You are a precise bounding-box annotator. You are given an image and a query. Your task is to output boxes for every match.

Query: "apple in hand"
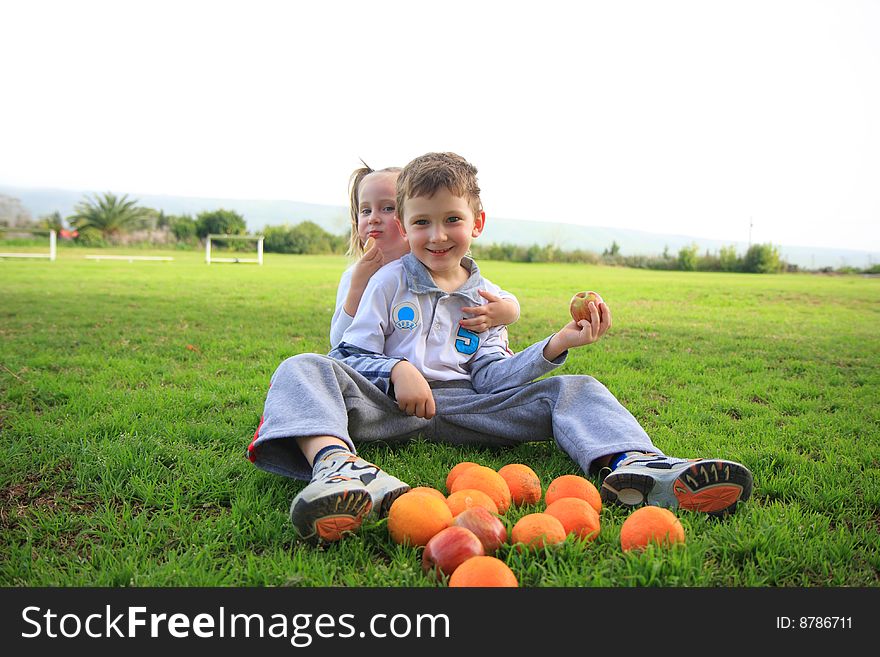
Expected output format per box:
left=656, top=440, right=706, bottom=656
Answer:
left=453, top=506, right=508, bottom=553
left=422, top=526, right=484, bottom=577
left=569, top=291, right=604, bottom=323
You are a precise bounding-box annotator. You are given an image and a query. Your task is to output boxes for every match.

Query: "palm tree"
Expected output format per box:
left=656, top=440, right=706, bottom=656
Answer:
left=70, top=192, right=149, bottom=240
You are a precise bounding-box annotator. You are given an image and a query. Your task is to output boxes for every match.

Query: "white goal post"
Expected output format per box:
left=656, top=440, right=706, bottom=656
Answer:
left=0, top=228, right=57, bottom=261
left=85, top=255, right=174, bottom=262
left=205, top=233, right=264, bottom=265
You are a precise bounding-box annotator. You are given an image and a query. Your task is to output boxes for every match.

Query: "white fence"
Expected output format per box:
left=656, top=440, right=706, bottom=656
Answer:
left=0, top=229, right=56, bottom=261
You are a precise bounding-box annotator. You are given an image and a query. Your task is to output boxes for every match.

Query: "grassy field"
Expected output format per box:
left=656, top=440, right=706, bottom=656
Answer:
left=1, top=247, right=878, bottom=586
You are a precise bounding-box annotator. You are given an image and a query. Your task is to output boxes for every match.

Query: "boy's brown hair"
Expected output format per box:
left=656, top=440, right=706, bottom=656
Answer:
left=396, top=152, right=482, bottom=224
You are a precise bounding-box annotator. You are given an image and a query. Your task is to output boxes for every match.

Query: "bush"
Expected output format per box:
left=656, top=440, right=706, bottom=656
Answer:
left=601, top=253, right=626, bottom=267
left=169, top=215, right=198, bottom=242
left=196, top=209, right=247, bottom=238
left=470, top=242, right=593, bottom=264
left=696, top=250, right=723, bottom=272
left=74, top=226, right=108, bottom=247
left=470, top=242, right=602, bottom=265
left=263, top=221, right=347, bottom=254
left=719, top=245, right=739, bottom=272
left=742, top=243, right=782, bottom=273
left=631, top=254, right=676, bottom=270
left=677, top=243, right=699, bottom=271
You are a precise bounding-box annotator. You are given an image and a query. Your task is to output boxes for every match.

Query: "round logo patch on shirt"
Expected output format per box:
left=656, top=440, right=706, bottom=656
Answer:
left=391, top=301, right=421, bottom=330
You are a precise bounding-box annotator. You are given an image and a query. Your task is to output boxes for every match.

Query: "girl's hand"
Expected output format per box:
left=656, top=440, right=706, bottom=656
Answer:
left=343, top=238, right=385, bottom=316
left=460, top=290, right=519, bottom=333
left=352, top=237, right=384, bottom=280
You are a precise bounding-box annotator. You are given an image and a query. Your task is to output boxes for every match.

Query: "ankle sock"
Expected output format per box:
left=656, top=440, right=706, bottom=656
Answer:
left=609, top=451, right=642, bottom=470
left=609, top=451, right=660, bottom=470
left=312, top=444, right=351, bottom=467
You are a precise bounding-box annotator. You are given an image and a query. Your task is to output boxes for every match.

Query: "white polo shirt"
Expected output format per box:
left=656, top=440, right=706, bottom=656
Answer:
left=340, top=254, right=514, bottom=382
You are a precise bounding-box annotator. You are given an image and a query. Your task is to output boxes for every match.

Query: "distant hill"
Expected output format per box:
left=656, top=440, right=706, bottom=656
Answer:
left=1, top=184, right=874, bottom=270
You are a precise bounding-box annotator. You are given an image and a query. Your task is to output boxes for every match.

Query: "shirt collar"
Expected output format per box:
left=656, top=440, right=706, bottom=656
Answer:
left=401, top=253, right=483, bottom=303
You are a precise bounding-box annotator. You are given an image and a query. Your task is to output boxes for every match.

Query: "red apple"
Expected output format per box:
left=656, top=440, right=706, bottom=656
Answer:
left=453, top=506, right=508, bottom=554
left=421, top=526, right=484, bottom=577
left=569, top=290, right=604, bottom=323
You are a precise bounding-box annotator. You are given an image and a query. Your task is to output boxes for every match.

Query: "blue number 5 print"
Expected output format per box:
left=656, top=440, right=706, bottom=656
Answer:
left=454, top=326, right=480, bottom=355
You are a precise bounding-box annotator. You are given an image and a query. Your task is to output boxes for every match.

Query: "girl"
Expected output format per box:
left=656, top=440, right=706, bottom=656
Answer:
left=330, top=163, right=520, bottom=347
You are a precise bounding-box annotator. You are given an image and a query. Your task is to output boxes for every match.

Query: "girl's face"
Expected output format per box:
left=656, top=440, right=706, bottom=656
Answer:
left=357, top=172, right=407, bottom=253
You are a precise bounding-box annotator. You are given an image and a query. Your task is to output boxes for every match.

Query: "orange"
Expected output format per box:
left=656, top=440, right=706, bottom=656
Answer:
left=446, top=489, right=499, bottom=516
left=387, top=490, right=453, bottom=547
left=445, top=461, right=480, bottom=493
left=448, top=556, right=518, bottom=587
left=510, top=513, right=566, bottom=551
left=619, top=506, right=685, bottom=551
left=450, top=465, right=512, bottom=514
left=545, top=497, right=600, bottom=542
left=545, top=474, right=601, bottom=513
left=497, top=464, right=542, bottom=506
left=409, top=486, right=446, bottom=502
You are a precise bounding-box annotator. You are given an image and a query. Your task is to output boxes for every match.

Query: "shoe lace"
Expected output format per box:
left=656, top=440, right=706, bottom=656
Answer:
left=313, top=454, right=379, bottom=484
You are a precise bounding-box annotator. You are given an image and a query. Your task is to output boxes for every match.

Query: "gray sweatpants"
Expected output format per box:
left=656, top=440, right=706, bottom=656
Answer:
left=250, top=352, right=659, bottom=481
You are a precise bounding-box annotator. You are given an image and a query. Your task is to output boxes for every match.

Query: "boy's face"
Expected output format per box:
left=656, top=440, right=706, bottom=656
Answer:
left=398, top=188, right=484, bottom=276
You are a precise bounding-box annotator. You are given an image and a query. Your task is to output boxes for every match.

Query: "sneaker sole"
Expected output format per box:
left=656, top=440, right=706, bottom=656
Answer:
left=290, top=488, right=373, bottom=542
left=601, top=459, right=753, bottom=516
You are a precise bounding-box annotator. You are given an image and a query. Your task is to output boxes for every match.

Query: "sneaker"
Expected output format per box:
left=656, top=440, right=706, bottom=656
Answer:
left=289, top=452, right=372, bottom=541
left=600, top=453, right=753, bottom=516
left=317, top=451, right=411, bottom=517
left=289, top=451, right=409, bottom=541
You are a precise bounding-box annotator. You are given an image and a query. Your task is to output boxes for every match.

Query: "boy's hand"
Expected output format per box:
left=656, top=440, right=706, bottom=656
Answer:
left=390, top=361, right=436, bottom=419
left=543, top=301, right=612, bottom=360
left=460, top=290, right=519, bottom=333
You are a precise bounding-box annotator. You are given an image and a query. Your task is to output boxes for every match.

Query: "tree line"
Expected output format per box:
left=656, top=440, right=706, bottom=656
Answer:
left=4, top=192, right=874, bottom=274
left=469, top=241, right=794, bottom=273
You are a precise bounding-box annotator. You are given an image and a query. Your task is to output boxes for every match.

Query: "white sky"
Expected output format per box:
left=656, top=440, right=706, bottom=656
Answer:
left=1, top=0, right=878, bottom=251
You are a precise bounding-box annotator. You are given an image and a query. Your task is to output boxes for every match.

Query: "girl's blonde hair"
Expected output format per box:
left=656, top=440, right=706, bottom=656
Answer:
left=346, top=162, right=402, bottom=258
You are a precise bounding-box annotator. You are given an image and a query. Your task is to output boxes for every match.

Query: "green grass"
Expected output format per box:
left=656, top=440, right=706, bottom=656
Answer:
left=1, top=248, right=878, bottom=586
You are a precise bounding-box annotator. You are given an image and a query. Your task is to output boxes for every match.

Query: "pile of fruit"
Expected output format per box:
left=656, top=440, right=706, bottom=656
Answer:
left=386, top=461, right=686, bottom=587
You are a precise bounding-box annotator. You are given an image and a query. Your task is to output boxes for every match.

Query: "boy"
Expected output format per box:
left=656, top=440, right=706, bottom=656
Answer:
left=248, top=152, right=753, bottom=541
